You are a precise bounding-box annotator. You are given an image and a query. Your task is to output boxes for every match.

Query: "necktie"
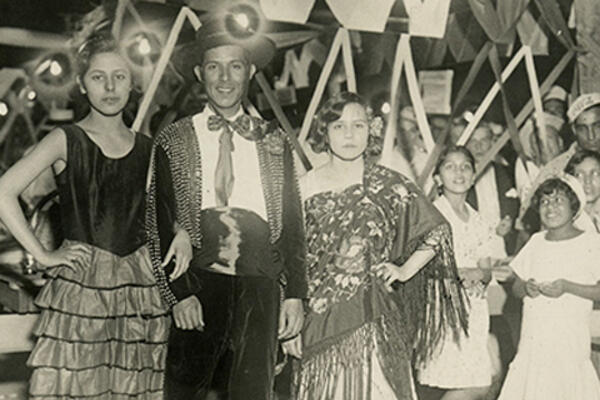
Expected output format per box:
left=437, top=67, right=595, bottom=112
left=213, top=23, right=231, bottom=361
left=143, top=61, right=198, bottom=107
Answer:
left=207, top=114, right=255, bottom=206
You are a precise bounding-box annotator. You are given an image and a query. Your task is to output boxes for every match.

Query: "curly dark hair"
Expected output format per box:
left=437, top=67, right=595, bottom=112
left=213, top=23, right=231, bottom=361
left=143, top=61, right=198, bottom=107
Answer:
left=434, top=145, right=475, bottom=176
left=565, top=149, right=600, bottom=175
left=76, top=33, right=122, bottom=77
left=531, top=178, right=580, bottom=215
left=307, top=91, right=382, bottom=157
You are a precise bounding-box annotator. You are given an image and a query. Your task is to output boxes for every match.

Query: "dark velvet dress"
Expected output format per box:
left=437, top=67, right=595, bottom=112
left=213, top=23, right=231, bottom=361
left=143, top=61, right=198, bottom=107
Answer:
left=27, top=125, right=169, bottom=399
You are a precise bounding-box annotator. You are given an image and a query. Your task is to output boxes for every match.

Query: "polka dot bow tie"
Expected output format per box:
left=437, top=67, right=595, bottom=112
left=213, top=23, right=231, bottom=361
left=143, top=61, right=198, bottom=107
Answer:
left=207, top=114, right=258, bottom=141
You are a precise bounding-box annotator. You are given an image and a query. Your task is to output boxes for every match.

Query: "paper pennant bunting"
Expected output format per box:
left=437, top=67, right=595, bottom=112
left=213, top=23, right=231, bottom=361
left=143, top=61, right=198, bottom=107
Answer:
left=259, top=0, right=315, bottom=24
left=325, top=0, right=394, bottom=32
left=405, top=0, right=451, bottom=38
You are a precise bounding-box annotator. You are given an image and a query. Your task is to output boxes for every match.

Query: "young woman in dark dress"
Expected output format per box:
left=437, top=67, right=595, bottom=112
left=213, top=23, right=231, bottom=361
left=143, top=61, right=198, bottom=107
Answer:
left=0, top=34, right=189, bottom=399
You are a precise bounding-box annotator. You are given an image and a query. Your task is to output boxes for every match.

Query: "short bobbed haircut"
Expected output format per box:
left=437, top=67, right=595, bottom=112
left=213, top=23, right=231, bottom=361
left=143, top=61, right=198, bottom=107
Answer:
left=531, top=178, right=580, bottom=215
left=307, top=91, right=381, bottom=156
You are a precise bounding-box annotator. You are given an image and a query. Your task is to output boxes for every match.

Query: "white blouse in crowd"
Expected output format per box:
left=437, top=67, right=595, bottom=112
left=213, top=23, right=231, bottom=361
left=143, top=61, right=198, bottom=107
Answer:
left=434, top=195, right=506, bottom=269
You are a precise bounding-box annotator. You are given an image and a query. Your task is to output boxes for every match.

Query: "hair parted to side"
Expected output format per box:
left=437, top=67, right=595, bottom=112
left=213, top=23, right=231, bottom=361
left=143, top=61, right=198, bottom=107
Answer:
left=565, top=149, right=600, bottom=175
left=76, top=33, right=122, bottom=77
left=531, top=178, right=580, bottom=215
left=307, top=91, right=383, bottom=157
left=434, top=145, right=476, bottom=176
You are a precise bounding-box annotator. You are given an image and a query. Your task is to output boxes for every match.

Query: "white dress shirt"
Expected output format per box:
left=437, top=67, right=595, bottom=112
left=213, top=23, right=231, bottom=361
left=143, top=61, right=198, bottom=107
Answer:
left=193, top=107, right=267, bottom=220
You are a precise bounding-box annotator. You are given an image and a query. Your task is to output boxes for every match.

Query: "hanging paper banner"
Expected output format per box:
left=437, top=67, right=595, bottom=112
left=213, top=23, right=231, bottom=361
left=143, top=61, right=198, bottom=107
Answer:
left=298, top=28, right=357, bottom=143
left=418, top=69, right=453, bottom=115
left=325, top=0, right=394, bottom=32
left=574, top=0, right=600, bottom=93
left=405, top=0, right=451, bottom=38
left=259, top=0, right=315, bottom=24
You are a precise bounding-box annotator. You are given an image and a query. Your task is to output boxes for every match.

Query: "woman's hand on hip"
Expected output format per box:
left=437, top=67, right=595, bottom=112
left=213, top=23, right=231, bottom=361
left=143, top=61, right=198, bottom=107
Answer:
left=37, top=244, right=91, bottom=273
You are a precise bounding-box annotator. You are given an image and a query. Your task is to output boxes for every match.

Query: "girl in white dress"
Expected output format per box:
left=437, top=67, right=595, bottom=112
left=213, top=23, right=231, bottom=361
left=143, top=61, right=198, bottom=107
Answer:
left=498, top=174, right=600, bottom=400
left=418, top=146, right=503, bottom=400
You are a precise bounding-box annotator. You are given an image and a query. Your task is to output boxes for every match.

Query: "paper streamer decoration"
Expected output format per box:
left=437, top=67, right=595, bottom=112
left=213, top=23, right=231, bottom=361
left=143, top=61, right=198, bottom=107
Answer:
left=456, top=46, right=528, bottom=146
left=380, top=35, right=435, bottom=168
left=0, top=28, right=69, bottom=49
left=132, top=6, right=201, bottom=133
left=275, top=39, right=327, bottom=89
left=473, top=50, right=574, bottom=180
left=516, top=9, right=548, bottom=55
left=254, top=72, right=312, bottom=171
left=298, top=28, right=357, bottom=144
left=454, top=46, right=545, bottom=150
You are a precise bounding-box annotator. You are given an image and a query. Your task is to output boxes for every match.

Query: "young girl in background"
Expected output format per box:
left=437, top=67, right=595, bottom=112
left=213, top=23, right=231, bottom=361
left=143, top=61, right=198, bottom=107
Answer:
left=0, top=34, right=185, bottom=398
left=566, top=149, right=600, bottom=232
left=498, top=174, right=600, bottom=400
left=418, top=146, right=504, bottom=400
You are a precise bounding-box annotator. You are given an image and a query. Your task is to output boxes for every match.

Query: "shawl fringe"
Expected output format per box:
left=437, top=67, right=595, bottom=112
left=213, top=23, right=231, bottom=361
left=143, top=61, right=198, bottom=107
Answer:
left=293, top=313, right=414, bottom=400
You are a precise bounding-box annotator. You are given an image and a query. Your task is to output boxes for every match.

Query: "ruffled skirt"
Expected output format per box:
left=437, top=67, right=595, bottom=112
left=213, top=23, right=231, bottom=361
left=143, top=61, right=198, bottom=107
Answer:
left=27, top=241, right=170, bottom=399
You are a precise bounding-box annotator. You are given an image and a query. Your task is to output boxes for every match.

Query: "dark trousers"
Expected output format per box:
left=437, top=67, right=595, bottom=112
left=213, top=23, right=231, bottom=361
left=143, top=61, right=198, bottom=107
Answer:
left=164, top=270, right=280, bottom=400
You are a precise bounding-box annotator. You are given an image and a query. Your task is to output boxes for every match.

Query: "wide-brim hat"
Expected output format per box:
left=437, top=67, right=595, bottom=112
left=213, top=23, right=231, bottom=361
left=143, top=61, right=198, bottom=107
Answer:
left=567, top=92, right=600, bottom=123
left=524, top=171, right=587, bottom=220
left=173, top=13, right=276, bottom=82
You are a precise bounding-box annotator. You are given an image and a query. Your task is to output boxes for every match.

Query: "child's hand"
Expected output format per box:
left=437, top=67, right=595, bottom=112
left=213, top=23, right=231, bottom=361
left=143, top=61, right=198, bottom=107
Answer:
left=458, top=268, right=485, bottom=289
left=496, top=215, right=513, bottom=237
left=539, top=279, right=567, bottom=298
left=525, top=278, right=541, bottom=298
left=492, top=265, right=514, bottom=282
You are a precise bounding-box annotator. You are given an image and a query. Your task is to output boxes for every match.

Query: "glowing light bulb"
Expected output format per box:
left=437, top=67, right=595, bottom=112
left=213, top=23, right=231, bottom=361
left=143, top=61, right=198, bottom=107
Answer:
left=27, top=90, right=37, bottom=101
left=381, top=102, right=391, bottom=114
left=234, top=13, right=250, bottom=29
left=463, top=111, right=475, bottom=123
left=0, top=102, right=8, bottom=116
left=138, top=38, right=151, bottom=55
left=50, top=61, right=63, bottom=76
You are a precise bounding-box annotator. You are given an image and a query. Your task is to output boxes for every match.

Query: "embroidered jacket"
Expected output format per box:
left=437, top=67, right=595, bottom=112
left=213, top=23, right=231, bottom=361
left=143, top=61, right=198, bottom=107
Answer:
left=146, top=115, right=308, bottom=308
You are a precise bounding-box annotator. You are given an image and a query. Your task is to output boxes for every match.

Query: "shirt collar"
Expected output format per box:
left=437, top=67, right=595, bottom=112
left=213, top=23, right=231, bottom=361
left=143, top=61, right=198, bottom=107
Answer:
left=204, top=103, right=246, bottom=122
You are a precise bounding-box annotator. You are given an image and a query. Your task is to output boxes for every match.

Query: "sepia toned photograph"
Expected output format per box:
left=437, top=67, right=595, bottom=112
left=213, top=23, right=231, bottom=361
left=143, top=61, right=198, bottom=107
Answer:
left=0, top=1, right=597, bottom=399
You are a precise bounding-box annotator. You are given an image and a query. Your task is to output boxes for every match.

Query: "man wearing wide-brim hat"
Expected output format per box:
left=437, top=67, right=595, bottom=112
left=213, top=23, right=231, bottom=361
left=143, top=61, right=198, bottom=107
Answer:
left=145, top=13, right=307, bottom=400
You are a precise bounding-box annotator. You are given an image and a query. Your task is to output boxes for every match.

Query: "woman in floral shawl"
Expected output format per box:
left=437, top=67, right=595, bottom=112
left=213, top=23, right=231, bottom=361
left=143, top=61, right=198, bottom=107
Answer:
left=284, top=92, right=466, bottom=400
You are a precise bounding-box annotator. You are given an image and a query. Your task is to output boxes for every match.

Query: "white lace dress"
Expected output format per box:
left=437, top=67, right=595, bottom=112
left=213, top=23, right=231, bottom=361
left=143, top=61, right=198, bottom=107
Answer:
left=418, top=195, right=500, bottom=388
